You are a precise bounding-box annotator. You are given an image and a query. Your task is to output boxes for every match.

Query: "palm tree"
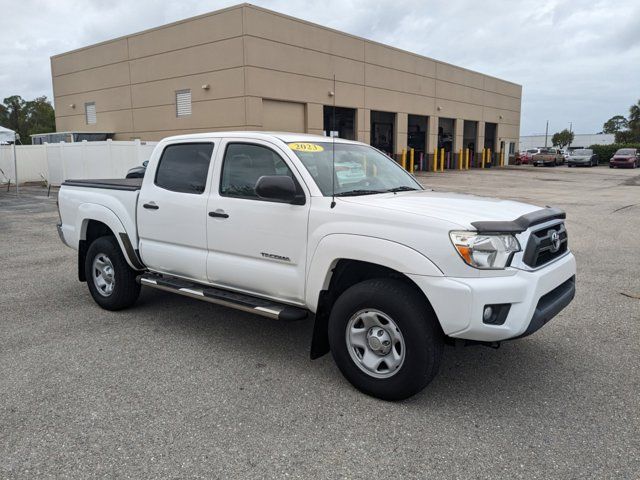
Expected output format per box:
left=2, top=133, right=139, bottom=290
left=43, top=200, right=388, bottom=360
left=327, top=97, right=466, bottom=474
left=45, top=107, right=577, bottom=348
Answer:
left=629, top=99, right=640, bottom=132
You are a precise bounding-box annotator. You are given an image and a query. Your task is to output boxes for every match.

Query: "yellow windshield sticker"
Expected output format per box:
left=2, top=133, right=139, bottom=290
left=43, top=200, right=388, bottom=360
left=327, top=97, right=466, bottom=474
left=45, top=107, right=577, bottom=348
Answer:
left=288, top=142, right=324, bottom=152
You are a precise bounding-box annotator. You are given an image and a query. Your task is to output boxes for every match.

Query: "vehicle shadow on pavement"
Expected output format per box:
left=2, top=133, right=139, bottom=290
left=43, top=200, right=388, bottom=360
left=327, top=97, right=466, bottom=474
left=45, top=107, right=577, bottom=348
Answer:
left=129, top=286, right=574, bottom=410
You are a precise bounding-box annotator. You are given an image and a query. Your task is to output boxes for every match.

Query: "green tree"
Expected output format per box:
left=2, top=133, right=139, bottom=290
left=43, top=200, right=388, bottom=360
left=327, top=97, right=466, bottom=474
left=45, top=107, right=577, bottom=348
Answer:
left=602, top=115, right=628, bottom=134
left=552, top=129, right=574, bottom=148
left=628, top=99, right=640, bottom=133
left=607, top=99, right=640, bottom=144
left=615, top=130, right=640, bottom=144
left=25, top=96, right=56, bottom=138
left=1, top=95, right=56, bottom=144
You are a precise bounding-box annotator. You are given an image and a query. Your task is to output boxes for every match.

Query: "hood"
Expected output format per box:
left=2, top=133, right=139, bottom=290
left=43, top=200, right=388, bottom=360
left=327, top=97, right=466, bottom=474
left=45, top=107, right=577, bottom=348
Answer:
left=612, top=155, right=633, bottom=160
left=338, top=190, right=541, bottom=229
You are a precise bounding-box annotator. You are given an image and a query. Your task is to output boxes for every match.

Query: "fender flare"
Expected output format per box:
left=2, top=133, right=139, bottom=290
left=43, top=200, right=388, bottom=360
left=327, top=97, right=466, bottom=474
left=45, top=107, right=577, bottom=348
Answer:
left=305, top=234, right=443, bottom=311
left=77, top=203, right=144, bottom=271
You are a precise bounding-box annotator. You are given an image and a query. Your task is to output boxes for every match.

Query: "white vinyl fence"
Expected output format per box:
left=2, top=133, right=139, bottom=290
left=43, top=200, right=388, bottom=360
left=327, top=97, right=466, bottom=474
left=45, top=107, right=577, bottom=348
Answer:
left=0, top=145, right=47, bottom=186
left=0, top=140, right=158, bottom=187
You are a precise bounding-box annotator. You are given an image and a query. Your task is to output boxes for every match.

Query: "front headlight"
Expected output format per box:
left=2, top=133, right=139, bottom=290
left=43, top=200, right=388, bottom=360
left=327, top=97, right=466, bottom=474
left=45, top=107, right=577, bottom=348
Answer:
left=449, top=231, right=521, bottom=269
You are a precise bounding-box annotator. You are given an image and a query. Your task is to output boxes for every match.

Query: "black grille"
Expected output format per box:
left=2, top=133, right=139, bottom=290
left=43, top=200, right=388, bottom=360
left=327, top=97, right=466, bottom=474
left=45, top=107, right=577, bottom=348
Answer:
left=523, top=223, right=568, bottom=268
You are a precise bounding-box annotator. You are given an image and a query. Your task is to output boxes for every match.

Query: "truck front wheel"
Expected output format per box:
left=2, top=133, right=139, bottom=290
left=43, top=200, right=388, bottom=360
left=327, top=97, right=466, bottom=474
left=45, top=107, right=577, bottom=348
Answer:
left=85, top=235, right=140, bottom=311
left=328, top=278, right=444, bottom=401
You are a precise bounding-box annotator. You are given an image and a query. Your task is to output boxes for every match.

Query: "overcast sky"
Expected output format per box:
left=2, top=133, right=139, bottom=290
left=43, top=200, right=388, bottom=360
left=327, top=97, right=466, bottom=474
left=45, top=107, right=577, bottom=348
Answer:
left=1, top=0, right=638, bottom=135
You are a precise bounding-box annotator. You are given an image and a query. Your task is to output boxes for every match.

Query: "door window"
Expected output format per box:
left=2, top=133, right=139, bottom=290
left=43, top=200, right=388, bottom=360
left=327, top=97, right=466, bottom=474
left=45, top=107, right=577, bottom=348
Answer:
left=220, top=143, right=297, bottom=199
left=155, top=143, right=214, bottom=194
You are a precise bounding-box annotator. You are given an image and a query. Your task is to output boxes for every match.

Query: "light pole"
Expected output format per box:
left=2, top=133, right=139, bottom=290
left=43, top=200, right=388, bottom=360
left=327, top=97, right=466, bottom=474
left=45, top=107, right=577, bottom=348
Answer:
left=544, top=120, right=549, bottom=147
left=568, top=122, right=573, bottom=149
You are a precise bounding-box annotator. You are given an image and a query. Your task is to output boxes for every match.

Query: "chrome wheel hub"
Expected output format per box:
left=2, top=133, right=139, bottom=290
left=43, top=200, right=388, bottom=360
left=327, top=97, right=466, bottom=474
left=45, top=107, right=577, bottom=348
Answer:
left=346, top=309, right=405, bottom=379
left=367, top=327, right=392, bottom=355
left=92, top=253, right=115, bottom=297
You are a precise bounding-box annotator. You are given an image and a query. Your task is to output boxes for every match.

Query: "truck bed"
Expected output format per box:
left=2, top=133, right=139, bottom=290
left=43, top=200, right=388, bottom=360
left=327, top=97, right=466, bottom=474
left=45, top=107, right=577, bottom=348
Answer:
left=61, top=178, right=143, bottom=191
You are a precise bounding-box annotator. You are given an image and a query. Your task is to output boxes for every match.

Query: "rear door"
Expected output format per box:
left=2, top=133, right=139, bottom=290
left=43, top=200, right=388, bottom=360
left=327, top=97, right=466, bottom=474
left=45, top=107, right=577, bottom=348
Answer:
left=205, top=138, right=310, bottom=303
left=137, top=141, right=216, bottom=282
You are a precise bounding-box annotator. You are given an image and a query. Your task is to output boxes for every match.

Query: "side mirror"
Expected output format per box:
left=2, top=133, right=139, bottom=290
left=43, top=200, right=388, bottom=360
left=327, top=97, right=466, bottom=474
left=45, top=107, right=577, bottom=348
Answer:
left=255, top=175, right=304, bottom=204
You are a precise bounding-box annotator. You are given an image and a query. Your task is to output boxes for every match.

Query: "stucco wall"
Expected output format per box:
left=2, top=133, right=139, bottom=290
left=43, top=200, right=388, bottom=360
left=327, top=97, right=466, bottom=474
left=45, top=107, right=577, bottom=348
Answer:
left=51, top=4, right=521, bottom=153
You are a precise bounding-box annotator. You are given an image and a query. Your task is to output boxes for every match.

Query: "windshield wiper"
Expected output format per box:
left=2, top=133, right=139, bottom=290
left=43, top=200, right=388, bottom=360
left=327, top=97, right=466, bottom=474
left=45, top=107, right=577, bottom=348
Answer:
left=334, top=189, right=385, bottom=197
left=386, top=186, right=420, bottom=193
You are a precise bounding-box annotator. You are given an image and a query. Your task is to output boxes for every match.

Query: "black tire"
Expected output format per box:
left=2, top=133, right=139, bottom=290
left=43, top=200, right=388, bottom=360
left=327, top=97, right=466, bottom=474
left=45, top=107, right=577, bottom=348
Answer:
left=85, top=235, right=141, bottom=311
left=328, top=278, right=444, bottom=401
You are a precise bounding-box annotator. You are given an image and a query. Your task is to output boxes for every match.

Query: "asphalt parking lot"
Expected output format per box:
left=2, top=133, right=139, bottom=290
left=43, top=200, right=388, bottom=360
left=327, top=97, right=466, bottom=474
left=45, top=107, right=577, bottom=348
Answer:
left=1, top=166, right=638, bottom=479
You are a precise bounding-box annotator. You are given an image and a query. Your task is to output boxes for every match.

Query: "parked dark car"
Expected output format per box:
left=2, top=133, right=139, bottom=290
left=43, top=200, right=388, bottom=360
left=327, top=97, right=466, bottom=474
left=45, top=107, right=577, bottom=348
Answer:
left=609, top=148, right=639, bottom=169
left=567, top=148, right=598, bottom=167
left=125, top=160, right=148, bottom=178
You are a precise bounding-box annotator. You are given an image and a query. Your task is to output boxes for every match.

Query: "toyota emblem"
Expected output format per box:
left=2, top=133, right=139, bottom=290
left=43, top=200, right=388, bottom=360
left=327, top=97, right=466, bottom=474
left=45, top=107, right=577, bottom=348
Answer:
left=550, top=231, right=561, bottom=253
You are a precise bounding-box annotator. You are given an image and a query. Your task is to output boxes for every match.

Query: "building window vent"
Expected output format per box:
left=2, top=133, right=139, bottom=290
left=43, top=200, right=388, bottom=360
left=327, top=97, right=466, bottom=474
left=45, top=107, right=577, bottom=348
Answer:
left=85, top=102, right=97, bottom=125
left=176, top=89, right=192, bottom=117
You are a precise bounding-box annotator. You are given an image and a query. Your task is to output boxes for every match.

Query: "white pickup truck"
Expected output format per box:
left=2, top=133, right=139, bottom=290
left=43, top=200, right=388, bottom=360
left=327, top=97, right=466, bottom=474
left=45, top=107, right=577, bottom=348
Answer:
left=57, top=132, right=576, bottom=400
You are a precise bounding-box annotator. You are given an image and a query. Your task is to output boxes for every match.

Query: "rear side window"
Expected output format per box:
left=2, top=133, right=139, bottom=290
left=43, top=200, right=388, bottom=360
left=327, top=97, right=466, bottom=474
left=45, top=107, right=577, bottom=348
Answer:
left=155, top=143, right=213, bottom=194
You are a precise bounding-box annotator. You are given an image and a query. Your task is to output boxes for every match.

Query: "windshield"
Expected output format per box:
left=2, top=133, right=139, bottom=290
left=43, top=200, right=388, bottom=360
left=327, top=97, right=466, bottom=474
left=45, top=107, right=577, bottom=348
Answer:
left=615, top=149, right=635, bottom=155
left=288, top=142, right=422, bottom=196
left=571, top=149, right=592, bottom=155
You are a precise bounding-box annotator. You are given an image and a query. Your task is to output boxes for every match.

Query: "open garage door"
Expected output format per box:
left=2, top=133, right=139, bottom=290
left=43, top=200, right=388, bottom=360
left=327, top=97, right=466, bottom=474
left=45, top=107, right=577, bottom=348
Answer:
left=484, top=122, right=497, bottom=166
left=438, top=118, right=455, bottom=169
left=408, top=115, right=428, bottom=171
left=323, top=106, right=355, bottom=140
left=262, top=100, right=305, bottom=133
left=371, top=111, right=395, bottom=156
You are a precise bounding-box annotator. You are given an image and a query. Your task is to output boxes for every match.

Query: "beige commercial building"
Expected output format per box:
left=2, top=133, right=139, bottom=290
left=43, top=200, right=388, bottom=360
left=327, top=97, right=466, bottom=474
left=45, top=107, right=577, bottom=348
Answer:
left=51, top=3, right=521, bottom=167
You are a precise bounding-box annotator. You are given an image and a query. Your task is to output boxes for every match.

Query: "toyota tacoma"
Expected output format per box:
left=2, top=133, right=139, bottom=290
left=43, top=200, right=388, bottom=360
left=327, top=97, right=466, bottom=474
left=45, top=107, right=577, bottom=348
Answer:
left=57, top=132, right=576, bottom=400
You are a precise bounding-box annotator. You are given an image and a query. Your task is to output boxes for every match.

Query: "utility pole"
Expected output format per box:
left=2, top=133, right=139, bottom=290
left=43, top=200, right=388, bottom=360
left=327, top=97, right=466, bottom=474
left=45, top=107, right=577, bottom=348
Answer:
left=568, top=122, right=572, bottom=149
left=544, top=120, right=549, bottom=147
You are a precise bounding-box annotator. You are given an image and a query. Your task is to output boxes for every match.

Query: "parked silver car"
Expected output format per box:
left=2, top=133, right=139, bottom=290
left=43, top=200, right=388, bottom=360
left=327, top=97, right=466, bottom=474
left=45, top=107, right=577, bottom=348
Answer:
left=567, top=149, right=598, bottom=167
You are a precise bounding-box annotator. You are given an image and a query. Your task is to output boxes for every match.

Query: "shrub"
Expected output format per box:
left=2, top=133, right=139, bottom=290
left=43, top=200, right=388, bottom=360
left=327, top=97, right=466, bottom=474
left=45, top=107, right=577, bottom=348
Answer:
left=589, top=143, right=640, bottom=164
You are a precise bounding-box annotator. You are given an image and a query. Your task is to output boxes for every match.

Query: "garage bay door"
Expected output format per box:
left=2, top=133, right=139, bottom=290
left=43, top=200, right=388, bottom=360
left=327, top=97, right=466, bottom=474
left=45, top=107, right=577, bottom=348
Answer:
left=262, top=100, right=305, bottom=133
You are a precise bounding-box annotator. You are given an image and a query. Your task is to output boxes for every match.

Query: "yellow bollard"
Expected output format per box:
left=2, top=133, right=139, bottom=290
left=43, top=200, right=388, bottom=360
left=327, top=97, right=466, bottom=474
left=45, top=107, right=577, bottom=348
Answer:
left=465, top=148, right=470, bottom=169
left=433, top=148, right=438, bottom=172
left=401, top=148, right=407, bottom=170
left=440, top=148, right=445, bottom=172
left=409, top=148, right=415, bottom=173
left=458, top=148, right=463, bottom=170
left=488, top=148, right=492, bottom=167
left=481, top=149, right=485, bottom=169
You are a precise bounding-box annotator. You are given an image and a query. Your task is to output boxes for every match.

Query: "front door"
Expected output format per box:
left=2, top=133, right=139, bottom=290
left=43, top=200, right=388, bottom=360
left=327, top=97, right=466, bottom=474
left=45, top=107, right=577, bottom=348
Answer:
left=206, top=139, right=310, bottom=304
left=137, top=141, right=216, bottom=282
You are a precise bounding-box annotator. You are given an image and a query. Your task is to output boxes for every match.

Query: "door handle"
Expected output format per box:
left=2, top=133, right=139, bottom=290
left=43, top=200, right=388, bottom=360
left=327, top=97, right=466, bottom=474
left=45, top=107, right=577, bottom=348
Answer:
left=143, top=203, right=159, bottom=210
left=209, top=210, right=229, bottom=218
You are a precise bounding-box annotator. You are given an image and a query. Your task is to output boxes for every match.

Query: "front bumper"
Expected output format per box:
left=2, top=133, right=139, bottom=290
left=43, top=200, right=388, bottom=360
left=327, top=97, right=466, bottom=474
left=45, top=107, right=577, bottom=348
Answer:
left=408, top=252, right=577, bottom=342
left=610, top=160, right=634, bottom=167
left=513, top=275, right=575, bottom=338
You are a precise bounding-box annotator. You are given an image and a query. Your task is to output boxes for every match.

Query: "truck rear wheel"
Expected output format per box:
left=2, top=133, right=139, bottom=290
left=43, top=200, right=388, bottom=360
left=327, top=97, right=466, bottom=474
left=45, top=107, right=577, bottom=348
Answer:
left=328, top=278, right=444, bottom=401
left=85, top=235, right=140, bottom=311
